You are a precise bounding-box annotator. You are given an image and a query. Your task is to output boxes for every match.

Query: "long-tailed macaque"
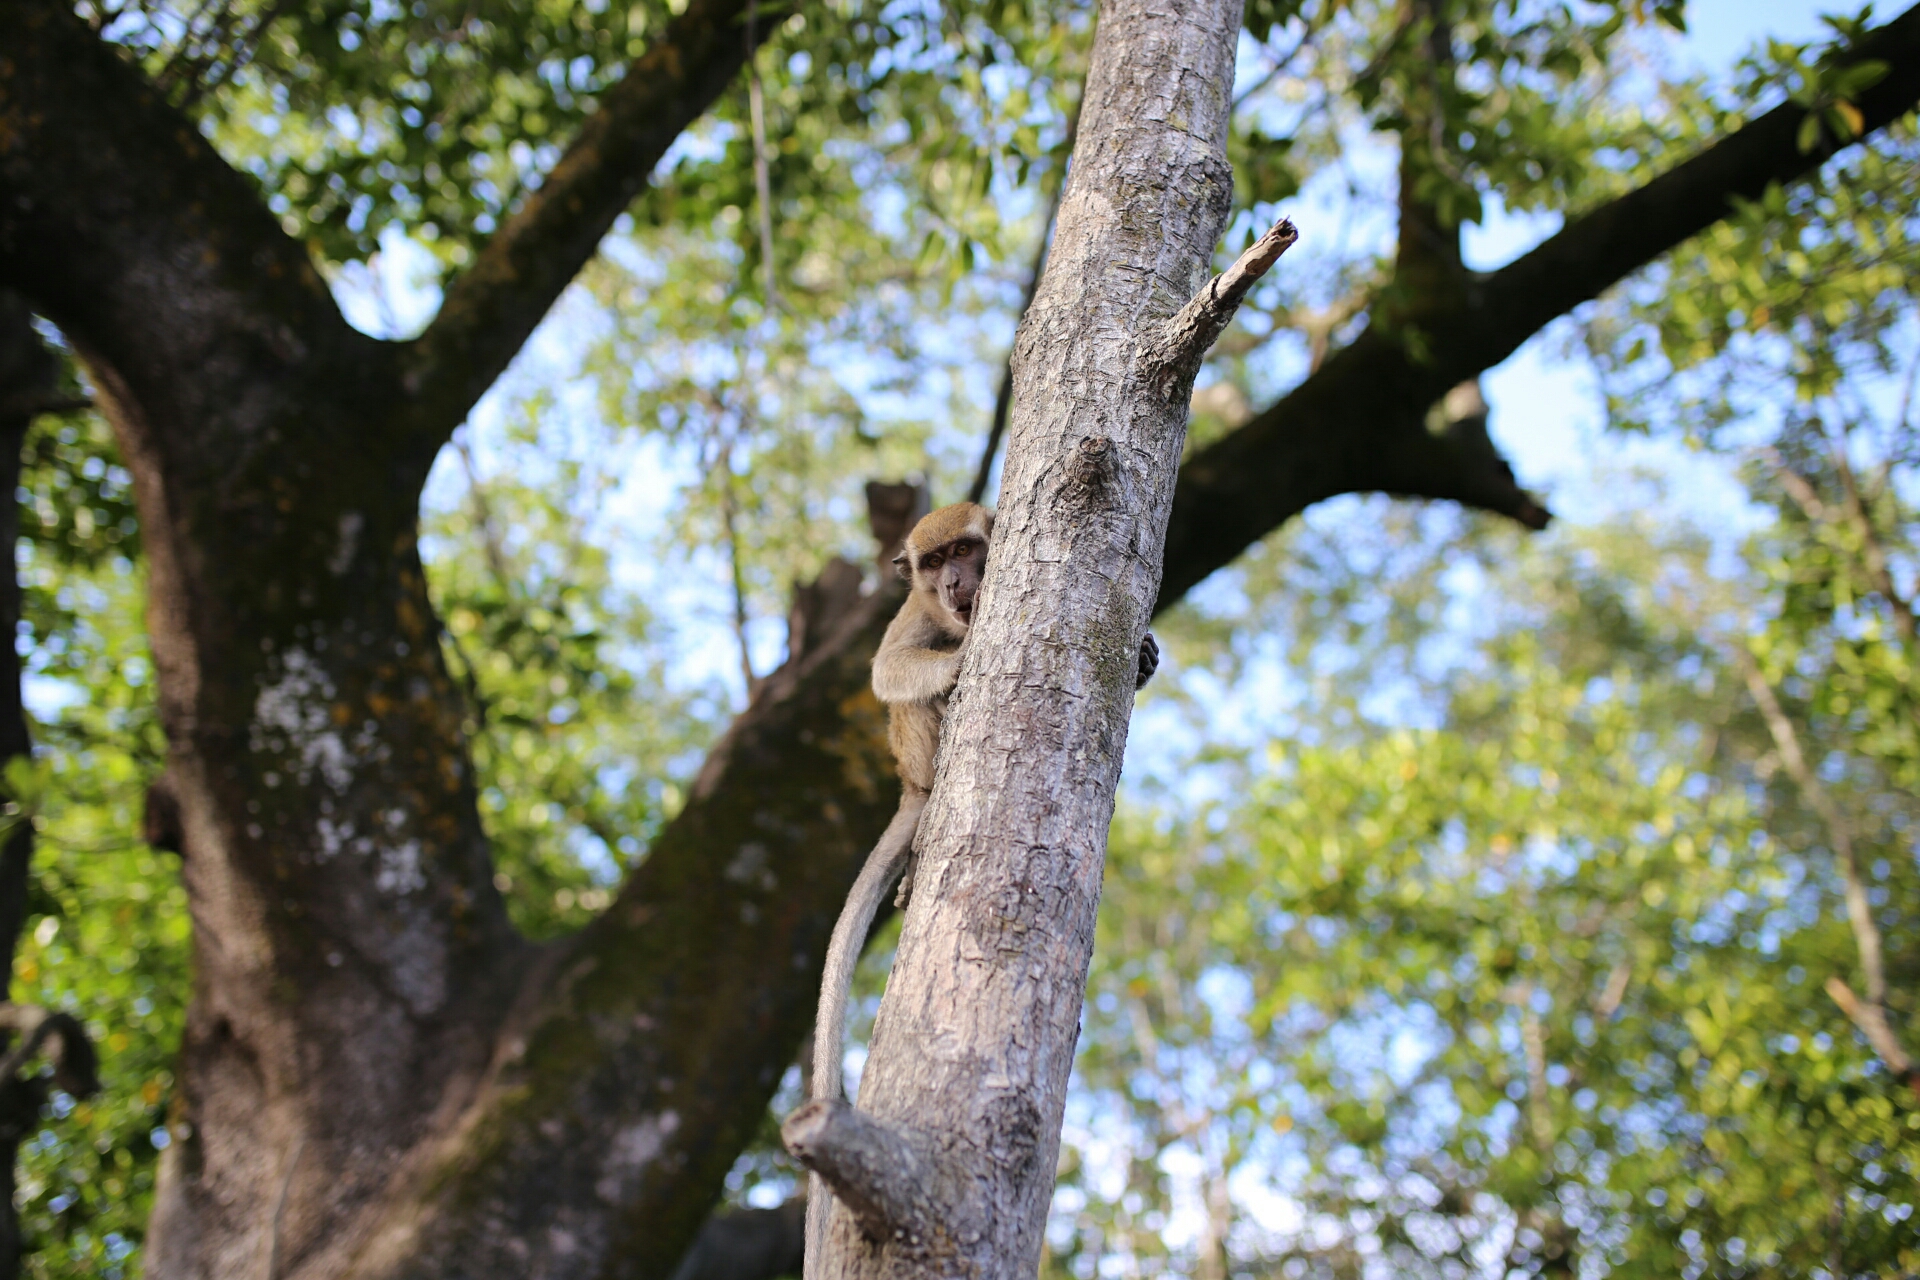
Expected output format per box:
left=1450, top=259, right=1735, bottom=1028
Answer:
left=800, top=499, right=1159, bottom=1159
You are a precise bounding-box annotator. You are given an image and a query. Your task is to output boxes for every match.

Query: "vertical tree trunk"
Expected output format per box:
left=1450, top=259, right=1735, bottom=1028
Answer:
left=784, top=1, right=1259, bottom=1275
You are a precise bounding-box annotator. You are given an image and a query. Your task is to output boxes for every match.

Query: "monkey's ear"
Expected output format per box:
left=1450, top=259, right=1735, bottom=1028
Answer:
left=891, top=552, right=911, bottom=580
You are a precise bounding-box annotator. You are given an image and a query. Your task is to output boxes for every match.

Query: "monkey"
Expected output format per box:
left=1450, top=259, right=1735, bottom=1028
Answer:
left=796, top=502, right=1158, bottom=1268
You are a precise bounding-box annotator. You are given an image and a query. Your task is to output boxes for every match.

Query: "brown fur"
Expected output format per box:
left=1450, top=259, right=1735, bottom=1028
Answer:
left=872, top=502, right=992, bottom=791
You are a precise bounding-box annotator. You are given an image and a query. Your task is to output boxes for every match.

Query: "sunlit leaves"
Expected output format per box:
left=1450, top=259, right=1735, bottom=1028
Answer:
left=1060, top=512, right=1919, bottom=1277
left=11, top=412, right=175, bottom=1280
left=423, top=418, right=720, bottom=937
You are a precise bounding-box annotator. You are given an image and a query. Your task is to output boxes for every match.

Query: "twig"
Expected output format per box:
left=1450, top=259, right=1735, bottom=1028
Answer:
left=1759, top=448, right=1832, bottom=523
left=1142, top=218, right=1299, bottom=400
left=151, top=0, right=230, bottom=92
left=455, top=432, right=515, bottom=593
left=1896, top=335, right=1919, bottom=438
left=438, top=620, right=491, bottom=730
left=718, top=454, right=761, bottom=699
left=175, top=0, right=301, bottom=111
left=1230, top=30, right=1310, bottom=109
left=1739, top=655, right=1916, bottom=1089
left=1831, top=443, right=1918, bottom=646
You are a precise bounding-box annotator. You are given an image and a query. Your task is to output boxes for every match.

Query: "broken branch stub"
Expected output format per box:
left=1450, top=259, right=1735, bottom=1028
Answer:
left=1144, top=217, right=1299, bottom=400
left=781, top=1100, right=958, bottom=1258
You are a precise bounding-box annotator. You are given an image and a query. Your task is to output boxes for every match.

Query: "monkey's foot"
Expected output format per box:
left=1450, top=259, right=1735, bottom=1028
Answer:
left=894, top=854, right=917, bottom=910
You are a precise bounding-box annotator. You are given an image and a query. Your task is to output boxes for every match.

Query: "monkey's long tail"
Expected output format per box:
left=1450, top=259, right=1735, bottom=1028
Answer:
left=802, top=789, right=927, bottom=1280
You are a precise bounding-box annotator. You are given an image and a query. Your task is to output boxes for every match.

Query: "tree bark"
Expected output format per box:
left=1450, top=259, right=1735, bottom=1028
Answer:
left=790, top=1, right=1254, bottom=1275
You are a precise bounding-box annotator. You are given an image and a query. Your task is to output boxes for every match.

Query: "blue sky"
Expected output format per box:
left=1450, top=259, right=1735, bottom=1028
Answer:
left=1473, top=0, right=1838, bottom=521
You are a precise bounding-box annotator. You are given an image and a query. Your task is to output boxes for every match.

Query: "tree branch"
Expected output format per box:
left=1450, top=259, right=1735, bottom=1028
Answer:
left=0, top=1005, right=100, bottom=1099
left=0, top=0, right=373, bottom=453
left=404, top=0, right=782, bottom=434
left=968, top=105, right=1080, bottom=506
left=1143, top=218, right=1299, bottom=400
left=1739, top=654, right=1918, bottom=1093
left=781, top=1100, right=955, bottom=1250
left=1831, top=443, right=1920, bottom=647
left=1157, top=0, right=1920, bottom=610
left=1824, top=977, right=1920, bottom=1093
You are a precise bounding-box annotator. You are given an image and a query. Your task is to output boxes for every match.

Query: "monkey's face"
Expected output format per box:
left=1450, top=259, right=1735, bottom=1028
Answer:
left=916, top=536, right=986, bottom=629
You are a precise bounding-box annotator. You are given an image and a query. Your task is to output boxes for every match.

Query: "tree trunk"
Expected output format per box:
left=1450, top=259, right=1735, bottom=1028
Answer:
left=1, top=7, right=888, bottom=1277
left=784, top=1, right=1257, bottom=1275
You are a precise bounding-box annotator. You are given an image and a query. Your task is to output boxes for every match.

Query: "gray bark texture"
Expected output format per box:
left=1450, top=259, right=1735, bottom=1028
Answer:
left=797, top=0, right=1256, bottom=1275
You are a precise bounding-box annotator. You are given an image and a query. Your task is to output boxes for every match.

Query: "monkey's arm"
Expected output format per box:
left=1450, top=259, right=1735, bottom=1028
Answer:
left=872, top=608, right=963, bottom=705
left=1137, top=633, right=1160, bottom=689
left=873, top=647, right=961, bottom=704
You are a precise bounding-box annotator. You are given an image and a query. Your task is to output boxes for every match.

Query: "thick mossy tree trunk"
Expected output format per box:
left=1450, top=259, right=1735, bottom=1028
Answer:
left=0, top=5, right=900, bottom=1277
left=2, top=0, right=1919, bottom=1275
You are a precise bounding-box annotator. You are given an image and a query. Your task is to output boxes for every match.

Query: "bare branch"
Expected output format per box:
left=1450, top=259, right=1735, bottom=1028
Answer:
left=717, top=447, right=762, bottom=699
left=1143, top=218, right=1299, bottom=400
left=455, top=433, right=515, bottom=592
left=968, top=105, right=1080, bottom=506
left=745, top=0, right=780, bottom=313
left=1739, top=656, right=1917, bottom=1087
left=1594, top=962, right=1632, bottom=1020
left=1825, top=976, right=1920, bottom=1093
left=1760, top=449, right=1834, bottom=523
left=1831, top=445, right=1920, bottom=646
left=405, top=0, right=781, bottom=434
left=1520, top=1007, right=1553, bottom=1149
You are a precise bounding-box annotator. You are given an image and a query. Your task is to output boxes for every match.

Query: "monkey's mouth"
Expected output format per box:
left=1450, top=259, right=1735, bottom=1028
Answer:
left=953, top=598, right=975, bottom=624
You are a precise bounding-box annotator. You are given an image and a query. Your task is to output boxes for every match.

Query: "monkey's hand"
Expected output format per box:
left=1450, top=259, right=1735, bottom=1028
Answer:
left=874, top=645, right=965, bottom=705
left=1136, top=632, right=1160, bottom=690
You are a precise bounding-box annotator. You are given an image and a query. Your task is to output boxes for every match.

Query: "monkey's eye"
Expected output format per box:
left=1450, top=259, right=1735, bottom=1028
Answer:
left=923, top=554, right=944, bottom=570
left=953, top=543, right=973, bottom=558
